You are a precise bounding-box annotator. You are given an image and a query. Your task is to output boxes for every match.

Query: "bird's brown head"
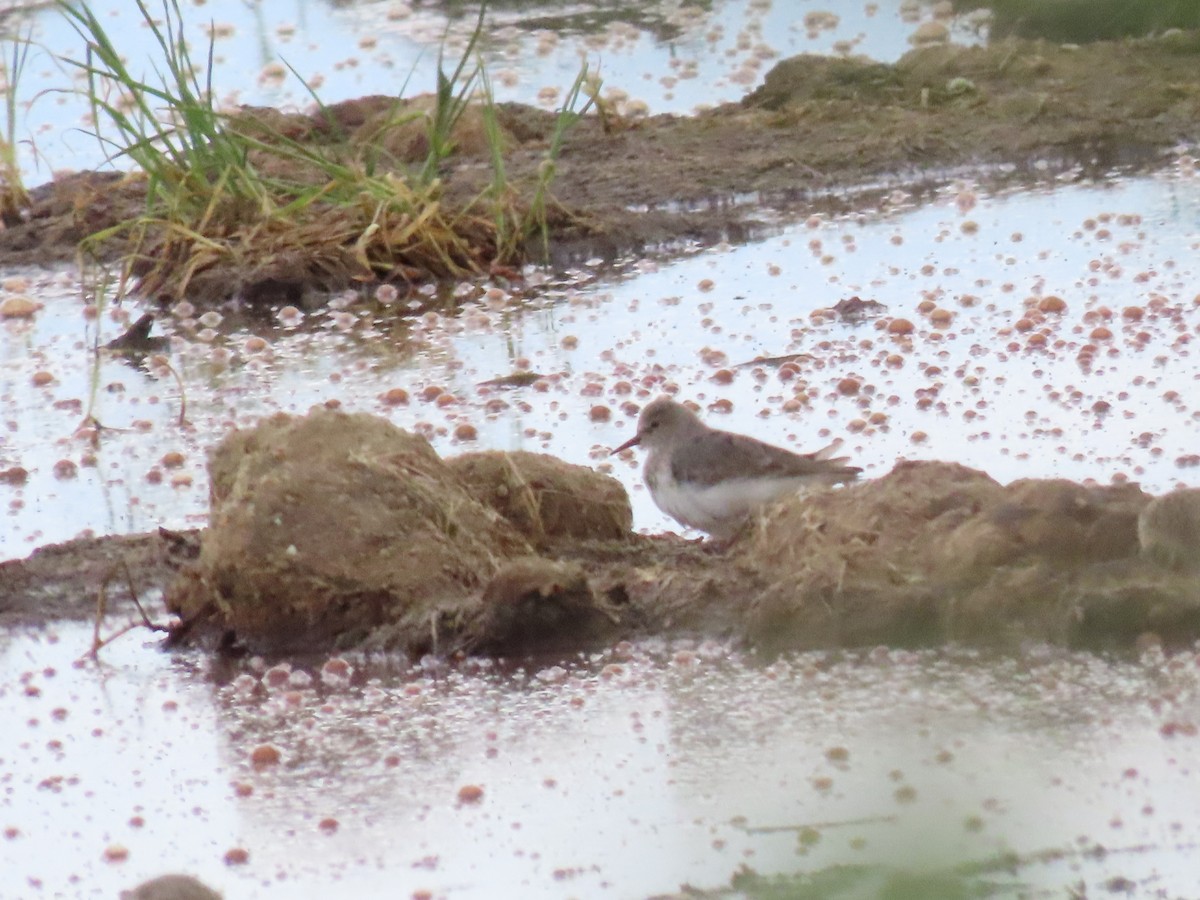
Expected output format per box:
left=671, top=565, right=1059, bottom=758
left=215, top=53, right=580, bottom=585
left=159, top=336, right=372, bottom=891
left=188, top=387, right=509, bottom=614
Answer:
left=610, top=396, right=701, bottom=454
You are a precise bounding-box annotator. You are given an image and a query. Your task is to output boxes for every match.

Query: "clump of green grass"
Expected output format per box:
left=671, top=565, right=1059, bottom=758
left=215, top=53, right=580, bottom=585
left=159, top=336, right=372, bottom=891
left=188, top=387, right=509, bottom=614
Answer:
left=479, top=63, right=596, bottom=263
left=59, top=0, right=595, bottom=303
left=61, top=2, right=269, bottom=217
left=0, top=27, right=33, bottom=228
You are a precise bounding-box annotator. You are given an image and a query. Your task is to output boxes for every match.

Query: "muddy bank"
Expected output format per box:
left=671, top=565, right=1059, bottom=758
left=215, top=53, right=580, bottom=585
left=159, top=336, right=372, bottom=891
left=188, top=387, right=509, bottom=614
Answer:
left=2, top=34, right=1199, bottom=303
left=9, top=407, right=1193, bottom=657
left=0, top=530, right=181, bottom=630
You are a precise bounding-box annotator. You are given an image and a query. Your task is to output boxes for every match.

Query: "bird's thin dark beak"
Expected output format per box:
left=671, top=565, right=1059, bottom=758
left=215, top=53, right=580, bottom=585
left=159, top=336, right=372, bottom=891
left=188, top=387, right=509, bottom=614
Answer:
left=610, top=433, right=641, bottom=455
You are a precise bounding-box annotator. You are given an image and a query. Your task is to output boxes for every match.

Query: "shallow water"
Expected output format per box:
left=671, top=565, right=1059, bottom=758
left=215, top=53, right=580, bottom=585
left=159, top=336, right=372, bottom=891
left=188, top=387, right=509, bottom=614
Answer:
left=12, top=0, right=984, bottom=177
left=3, top=0, right=1197, bottom=553
left=3, top=5, right=1200, bottom=898
left=3, top=168, right=1200, bottom=554
left=1, top=627, right=1197, bottom=898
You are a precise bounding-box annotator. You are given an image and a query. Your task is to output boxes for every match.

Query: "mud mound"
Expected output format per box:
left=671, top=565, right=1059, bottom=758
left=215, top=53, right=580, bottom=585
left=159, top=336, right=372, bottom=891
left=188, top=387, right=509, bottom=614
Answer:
left=1138, top=487, right=1200, bottom=571
left=168, top=408, right=532, bottom=651
left=5, top=36, right=1199, bottom=304
left=738, top=460, right=1200, bottom=652
left=14, top=449, right=1200, bottom=656
left=165, top=408, right=639, bottom=654
left=447, top=450, right=632, bottom=549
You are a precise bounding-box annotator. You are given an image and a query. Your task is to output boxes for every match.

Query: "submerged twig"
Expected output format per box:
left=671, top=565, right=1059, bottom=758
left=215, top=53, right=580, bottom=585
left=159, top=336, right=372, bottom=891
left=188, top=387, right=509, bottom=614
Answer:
left=83, top=559, right=170, bottom=660
left=148, top=353, right=189, bottom=427
left=742, top=814, right=899, bottom=834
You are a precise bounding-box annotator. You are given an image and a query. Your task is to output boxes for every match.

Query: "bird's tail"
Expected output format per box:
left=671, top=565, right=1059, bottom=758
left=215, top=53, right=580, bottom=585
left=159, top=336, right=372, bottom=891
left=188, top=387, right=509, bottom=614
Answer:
left=812, top=437, right=845, bottom=461
left=811, top=438, right=862, bottom=483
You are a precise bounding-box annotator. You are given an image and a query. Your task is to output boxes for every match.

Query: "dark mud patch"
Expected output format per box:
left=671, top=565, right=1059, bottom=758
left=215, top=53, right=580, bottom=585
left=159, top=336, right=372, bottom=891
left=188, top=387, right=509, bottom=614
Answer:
left=2, top=35, right=1198, bottom=304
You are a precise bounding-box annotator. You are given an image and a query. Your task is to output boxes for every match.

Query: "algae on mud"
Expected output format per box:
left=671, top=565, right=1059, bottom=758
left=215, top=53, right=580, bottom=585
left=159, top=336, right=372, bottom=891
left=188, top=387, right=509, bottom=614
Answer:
left=963, top=0, right=1200, bottom=43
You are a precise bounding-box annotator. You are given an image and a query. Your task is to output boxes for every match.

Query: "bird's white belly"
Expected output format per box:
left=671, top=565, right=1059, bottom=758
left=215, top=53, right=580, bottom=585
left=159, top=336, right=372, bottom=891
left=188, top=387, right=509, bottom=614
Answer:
left=649, top=474, right=811, bottom=538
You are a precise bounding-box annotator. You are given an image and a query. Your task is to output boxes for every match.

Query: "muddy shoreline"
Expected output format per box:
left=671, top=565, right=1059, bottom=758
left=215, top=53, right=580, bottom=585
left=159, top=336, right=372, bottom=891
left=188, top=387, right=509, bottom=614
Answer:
left=2, top=36, right=1198, bottom=299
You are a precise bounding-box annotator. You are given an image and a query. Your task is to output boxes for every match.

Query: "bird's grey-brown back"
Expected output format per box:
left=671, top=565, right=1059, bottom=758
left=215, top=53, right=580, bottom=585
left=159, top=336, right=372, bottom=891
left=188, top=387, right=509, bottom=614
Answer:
left=668, top=422, right=859, bottom=489
left=613, top=396, right=861, bottom=537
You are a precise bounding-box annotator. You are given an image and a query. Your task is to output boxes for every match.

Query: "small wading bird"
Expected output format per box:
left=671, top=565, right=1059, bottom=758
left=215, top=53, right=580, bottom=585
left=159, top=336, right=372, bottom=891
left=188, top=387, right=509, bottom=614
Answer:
left=611, top=396, right=861, bottom=539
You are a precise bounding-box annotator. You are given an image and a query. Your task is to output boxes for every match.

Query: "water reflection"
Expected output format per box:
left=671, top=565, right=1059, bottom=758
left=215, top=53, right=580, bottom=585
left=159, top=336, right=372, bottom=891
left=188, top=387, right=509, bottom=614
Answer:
left=1, top=626, right=1196, bottom=897
left=3, top=169, right=1199, bottom=553
left=12, top=0, right=985, bottom=178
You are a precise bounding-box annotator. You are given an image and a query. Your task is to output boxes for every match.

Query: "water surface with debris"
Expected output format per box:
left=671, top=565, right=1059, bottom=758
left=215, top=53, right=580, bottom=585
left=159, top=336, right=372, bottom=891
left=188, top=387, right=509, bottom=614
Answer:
left=1, top=2, right=1199, bottom=897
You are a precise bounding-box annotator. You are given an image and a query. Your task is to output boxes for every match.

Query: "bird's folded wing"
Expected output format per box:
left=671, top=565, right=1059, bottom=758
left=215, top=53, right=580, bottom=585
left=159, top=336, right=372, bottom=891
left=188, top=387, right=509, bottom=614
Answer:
left=671, top=431, right=849, bottom=486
